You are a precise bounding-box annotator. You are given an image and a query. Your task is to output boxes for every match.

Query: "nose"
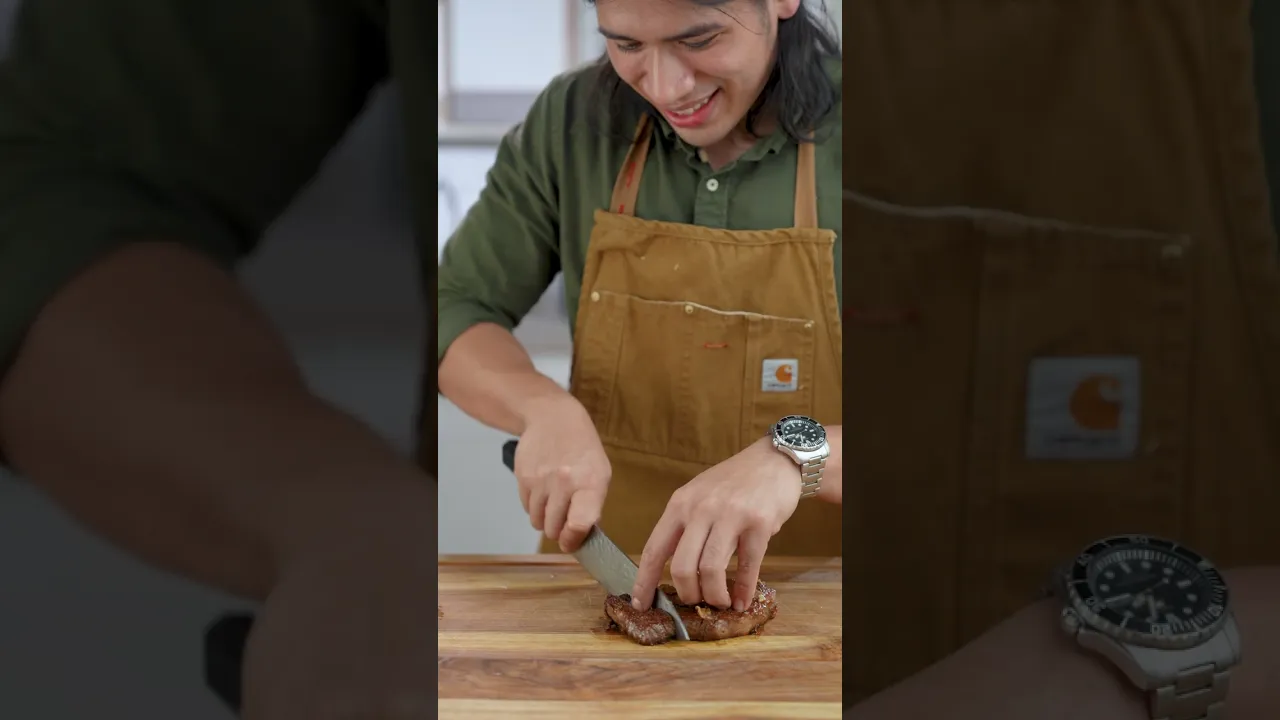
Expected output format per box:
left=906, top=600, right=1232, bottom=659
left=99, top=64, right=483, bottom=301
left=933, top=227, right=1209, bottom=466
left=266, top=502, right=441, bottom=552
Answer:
left=640, top=50, right=694, bottom=107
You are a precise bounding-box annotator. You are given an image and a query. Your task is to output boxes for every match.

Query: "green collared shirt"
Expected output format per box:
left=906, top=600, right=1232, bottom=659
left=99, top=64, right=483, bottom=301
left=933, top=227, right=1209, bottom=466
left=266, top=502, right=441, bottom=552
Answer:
left=435, top=61, right=845, bottom=362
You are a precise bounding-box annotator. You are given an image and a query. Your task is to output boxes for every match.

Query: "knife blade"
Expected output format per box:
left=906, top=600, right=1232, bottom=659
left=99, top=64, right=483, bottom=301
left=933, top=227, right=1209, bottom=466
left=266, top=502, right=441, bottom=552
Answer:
left=500, top=439, right=690, bottom=641
left=574, top=525, right=690, bottom=641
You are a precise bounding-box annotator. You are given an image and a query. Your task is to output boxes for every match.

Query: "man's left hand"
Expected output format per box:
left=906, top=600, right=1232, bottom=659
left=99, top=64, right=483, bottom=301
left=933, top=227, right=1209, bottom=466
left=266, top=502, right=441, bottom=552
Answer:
left=630, top=436, right=801, bottom=612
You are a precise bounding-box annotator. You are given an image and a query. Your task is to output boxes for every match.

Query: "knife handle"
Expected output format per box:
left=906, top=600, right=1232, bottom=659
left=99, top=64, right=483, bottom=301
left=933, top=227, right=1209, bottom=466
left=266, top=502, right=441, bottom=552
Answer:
left=204, top=612, right=254, bottom=712
left=502, top=439, right=518, bottom=473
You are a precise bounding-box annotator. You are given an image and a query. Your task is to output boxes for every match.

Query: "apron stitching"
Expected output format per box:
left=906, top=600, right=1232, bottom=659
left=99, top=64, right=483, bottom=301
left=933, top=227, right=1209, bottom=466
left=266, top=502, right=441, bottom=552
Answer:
left=594, top=291, right=815, bottom=324
left=845, top=188, right=1192, bottom=243
left=595, top=216, right=835, bottom=244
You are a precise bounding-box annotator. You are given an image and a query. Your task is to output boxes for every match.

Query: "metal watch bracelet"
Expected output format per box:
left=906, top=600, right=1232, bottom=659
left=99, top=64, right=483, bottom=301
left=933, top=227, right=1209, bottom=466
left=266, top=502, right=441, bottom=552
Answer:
left=1150, top=661, right=1231, bottom=720
left=799, top=457, right=824, bottom=499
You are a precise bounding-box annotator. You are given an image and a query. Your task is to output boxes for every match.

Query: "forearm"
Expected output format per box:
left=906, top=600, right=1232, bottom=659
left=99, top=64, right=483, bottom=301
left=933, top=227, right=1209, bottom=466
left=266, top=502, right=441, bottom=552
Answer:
left=437, top=321, right=578, bottom=435
left=0, top=242, right=433, bottom=601
left=847, top=566, right=1280, bottom=719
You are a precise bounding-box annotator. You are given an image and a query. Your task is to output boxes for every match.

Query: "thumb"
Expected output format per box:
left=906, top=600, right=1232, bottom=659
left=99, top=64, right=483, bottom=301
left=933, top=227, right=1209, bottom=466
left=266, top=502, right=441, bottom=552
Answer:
left=558, top=487, right=606, bottom=553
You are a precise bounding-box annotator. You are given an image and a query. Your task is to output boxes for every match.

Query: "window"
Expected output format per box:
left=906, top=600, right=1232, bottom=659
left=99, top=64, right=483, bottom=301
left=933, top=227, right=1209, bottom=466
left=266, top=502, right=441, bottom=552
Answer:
left=438, top=0, right=600, bottom=145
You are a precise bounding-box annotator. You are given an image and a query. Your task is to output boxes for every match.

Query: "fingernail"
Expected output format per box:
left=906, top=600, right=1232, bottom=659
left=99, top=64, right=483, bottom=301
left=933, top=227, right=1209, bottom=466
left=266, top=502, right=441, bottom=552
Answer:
left=631, top=597, right=642, bottom=610
left=733, top=600, right=745, bottom=611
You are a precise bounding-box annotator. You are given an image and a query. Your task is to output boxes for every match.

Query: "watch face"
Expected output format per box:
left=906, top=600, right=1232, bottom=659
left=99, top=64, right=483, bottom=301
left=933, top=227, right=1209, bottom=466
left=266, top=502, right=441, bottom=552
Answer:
left=1066, top=535, right=1229, bottom=649
left=773, top=415, right=825, bottom=451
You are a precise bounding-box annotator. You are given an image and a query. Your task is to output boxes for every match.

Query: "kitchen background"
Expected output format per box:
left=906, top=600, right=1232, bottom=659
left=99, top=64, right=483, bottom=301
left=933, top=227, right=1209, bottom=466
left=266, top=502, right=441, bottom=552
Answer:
left=0, top=1, right=841, bottom=717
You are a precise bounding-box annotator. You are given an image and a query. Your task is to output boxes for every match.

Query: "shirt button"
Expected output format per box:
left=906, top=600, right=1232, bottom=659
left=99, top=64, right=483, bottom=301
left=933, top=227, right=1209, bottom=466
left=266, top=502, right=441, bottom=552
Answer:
left=590, top=291, right=600, bottom=302
left=705, top=178, right=719, bottom=192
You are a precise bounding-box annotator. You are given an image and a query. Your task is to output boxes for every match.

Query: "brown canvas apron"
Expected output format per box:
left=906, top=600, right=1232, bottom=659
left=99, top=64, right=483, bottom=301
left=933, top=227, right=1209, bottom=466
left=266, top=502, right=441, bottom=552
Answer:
left=843, top=0, right=1280, bottom=702
left=530, top=114, right=844, bottom=558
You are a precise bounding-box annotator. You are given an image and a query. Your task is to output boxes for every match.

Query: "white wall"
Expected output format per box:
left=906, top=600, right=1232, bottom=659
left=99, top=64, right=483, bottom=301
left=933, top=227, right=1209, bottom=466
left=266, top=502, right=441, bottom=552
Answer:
left=451, top=0, right=572, bottom=92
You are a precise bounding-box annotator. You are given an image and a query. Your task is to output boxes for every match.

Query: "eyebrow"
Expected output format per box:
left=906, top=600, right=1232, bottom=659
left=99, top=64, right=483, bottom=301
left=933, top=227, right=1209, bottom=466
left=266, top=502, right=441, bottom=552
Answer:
left=597, top=22, right=725, bottom=43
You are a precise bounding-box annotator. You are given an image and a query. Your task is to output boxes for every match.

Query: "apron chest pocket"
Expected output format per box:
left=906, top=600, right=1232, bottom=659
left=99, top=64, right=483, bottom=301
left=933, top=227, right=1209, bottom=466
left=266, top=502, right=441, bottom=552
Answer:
left=572, top=290, right=816, bottom=467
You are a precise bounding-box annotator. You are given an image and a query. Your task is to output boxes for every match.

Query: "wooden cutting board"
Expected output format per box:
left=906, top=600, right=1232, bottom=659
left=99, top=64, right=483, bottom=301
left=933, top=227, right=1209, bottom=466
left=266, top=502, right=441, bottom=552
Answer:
left=438, top=554, right=842, bottom=719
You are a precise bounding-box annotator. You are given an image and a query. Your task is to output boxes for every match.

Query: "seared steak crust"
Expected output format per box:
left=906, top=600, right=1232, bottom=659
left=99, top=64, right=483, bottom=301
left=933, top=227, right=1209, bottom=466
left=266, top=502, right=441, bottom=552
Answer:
left=604, top=581, right=778, bottom=645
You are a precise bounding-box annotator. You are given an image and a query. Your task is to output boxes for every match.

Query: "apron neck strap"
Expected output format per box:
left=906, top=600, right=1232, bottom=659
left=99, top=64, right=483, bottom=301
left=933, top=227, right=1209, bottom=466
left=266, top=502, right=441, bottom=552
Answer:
left=793, top=139, right=819, bottom=229
left=608, top=115, right=820, bottom=229
left=609, top=114, right=654, bottom=216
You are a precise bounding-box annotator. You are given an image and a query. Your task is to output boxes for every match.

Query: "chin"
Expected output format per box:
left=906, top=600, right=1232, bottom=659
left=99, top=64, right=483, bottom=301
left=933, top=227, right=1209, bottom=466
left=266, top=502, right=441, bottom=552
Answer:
left=673, top=124, right=734, bottom=150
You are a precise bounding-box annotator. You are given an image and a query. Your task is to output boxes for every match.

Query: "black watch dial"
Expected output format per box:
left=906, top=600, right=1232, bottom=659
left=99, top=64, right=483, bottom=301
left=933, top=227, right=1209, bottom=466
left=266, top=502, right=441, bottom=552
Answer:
left=1066, top=535, right=1229, bottom=649
left=773, top=415, right=825, bottom=451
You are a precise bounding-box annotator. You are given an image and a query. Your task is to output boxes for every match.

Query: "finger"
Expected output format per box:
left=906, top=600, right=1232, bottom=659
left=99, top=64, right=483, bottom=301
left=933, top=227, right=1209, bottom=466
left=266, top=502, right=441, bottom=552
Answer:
left=559, top=486, right=605, bottom=553
left=632, top=512, right=683, bottom=611
left=731, top=528, right=771, bottom=611
left=542, top=490, right=572, bottom=543
left=528, top=487, right=548, bottom=531
left=518, top=483, right=531, bottom=514
left=698, top=522, right=739, bottom=609
left=670, top=521, right=712, bottom=606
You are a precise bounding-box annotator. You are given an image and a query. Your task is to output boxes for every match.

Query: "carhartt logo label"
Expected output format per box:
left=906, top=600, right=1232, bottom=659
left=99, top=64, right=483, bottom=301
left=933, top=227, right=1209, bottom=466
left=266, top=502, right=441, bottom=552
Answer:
left=761, top=358, right=799, bottom=392
left=1069, top=375, right=1123, bottom=431
left=1025, top=357, right=1140, bottom=460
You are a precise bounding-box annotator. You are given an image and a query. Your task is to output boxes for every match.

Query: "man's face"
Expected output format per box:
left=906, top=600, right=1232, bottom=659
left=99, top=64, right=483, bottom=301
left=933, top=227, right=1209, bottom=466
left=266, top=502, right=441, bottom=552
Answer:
left=596, top=0, right=800, bottom=152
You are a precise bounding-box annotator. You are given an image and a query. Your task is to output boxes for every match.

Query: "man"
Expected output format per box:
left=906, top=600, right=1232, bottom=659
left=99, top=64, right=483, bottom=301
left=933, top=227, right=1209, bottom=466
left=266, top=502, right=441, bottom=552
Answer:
left=436, top=0, right=845, bottom=615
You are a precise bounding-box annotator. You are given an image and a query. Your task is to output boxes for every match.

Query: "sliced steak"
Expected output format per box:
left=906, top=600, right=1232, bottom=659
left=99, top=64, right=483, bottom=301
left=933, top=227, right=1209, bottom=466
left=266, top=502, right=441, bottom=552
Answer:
left=603, top=581, right=778, bottom=645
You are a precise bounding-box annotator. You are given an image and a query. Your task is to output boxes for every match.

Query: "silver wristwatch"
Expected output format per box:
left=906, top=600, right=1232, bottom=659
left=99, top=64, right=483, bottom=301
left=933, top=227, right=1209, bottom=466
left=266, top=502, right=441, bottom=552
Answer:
left=767, top=415, right=828, bottom=499
left=1049, top=535, right=1241, bottom=720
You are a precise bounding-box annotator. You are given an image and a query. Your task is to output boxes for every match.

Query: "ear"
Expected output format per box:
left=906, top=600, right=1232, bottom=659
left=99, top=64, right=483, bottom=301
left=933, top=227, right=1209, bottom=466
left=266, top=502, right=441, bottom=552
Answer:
left=773, top=0, right=802, bottom=21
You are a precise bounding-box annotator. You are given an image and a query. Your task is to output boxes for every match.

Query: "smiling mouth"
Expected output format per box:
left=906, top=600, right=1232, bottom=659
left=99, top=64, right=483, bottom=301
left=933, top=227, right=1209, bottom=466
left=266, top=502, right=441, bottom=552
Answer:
left=668, top=92, right=716, bottom=117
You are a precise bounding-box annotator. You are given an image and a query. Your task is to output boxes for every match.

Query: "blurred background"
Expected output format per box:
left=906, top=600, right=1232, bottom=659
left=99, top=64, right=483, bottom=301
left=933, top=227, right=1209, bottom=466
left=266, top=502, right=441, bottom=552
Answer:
left=0, top=1, right=840, bottom=717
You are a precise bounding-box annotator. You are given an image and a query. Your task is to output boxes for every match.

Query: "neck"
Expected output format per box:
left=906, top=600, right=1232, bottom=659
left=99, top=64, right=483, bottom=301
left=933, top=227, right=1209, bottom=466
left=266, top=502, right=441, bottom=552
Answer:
left=700, top=114, right=775, bottom=170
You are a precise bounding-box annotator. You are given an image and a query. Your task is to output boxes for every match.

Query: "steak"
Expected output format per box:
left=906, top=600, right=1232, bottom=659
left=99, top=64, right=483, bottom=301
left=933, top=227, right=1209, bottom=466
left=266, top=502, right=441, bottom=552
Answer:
left=603, top=581, right=778, bottom=645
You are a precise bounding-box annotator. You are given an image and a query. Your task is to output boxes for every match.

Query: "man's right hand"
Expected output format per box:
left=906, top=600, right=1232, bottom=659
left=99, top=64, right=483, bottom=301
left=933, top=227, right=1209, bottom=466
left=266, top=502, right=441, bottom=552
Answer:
left=512, top=395, right=611, bottom=552
left=242, top=504, right=436, bottom=720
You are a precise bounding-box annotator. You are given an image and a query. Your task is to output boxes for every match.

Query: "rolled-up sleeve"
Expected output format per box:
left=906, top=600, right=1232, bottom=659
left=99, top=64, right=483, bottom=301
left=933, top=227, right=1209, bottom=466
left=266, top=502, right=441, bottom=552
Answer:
left=0, top=0, right=386, bottom=372
left=436, top=77, right=568, bottom=363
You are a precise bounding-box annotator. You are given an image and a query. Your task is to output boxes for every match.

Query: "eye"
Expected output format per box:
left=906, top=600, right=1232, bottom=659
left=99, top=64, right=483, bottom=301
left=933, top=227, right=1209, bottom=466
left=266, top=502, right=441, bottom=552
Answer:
left=614, top=41, right=643, bottom=53
left=681, top=34, right=719, bottom=50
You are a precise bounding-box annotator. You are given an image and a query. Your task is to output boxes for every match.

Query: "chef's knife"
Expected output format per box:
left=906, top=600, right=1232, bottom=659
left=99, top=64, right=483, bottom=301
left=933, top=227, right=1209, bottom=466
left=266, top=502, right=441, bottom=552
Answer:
left=501, top=439, right=690, bottom=641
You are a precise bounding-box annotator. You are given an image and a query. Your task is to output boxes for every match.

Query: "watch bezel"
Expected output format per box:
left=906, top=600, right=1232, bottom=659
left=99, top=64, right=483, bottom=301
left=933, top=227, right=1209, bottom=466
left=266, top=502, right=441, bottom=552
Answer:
left=771, top=415, right=826, bottom=452
left=1064, top=534, right=1230, bottom=650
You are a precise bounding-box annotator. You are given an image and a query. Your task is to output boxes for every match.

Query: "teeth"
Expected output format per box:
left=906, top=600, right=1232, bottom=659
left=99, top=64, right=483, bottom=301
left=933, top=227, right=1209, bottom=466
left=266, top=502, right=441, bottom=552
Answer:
left=672, top=95, right=712, bottom=116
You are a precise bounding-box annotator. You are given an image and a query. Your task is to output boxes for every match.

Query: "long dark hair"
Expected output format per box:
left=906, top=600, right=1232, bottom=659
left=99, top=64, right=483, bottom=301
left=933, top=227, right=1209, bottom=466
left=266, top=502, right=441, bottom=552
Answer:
left=582, top=0, right=842, bottom=145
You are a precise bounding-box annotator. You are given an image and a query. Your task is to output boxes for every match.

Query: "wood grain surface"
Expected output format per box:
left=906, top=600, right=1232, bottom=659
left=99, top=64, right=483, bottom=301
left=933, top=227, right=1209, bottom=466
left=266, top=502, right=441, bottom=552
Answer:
left=438, top=554, right=842, bottom=719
